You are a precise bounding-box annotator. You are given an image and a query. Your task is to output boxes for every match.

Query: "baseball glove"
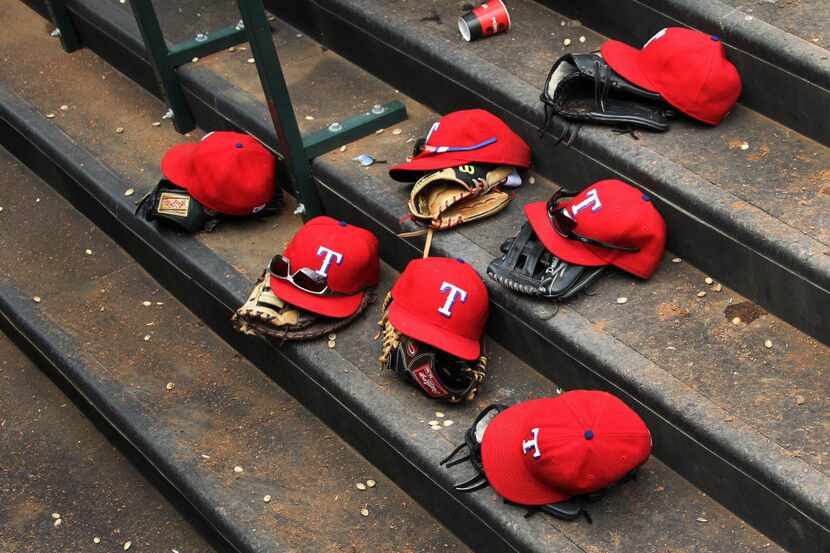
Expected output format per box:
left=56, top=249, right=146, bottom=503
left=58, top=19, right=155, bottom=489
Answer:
left=540, top=53, right=673, bottom=133
left=232, top=270, right=371, bottom=341
left=406, top=164, right=515, bottom=232
left=487, top=222, right=606, bottom=300
left=137, top=179, right=283, bottom=233
left=377, top=293, right=487, bottom=403
left=441, top=404, right=508, bottom=492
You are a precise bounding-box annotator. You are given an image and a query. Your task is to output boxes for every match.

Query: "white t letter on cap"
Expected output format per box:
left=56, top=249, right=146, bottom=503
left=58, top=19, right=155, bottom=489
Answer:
left=425, top=121, right=440, bottom=144
left=438, top=281, right=467, bottom=318
left=570, top=188, right=602, bottom=217
left=522, top=427, right=542, bottom=459
left=316, top=246, right=343, bottom=277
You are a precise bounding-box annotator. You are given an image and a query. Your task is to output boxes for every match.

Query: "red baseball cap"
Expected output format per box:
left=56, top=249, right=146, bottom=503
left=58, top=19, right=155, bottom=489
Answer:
left=161, top=131, right=277, bottom=215
left=481, top=391, right=652, bottom=506
left=601, top=27, right=742, bottom=125
left=524, top=179, right=666, bottom=279
left=269, top=216, right=379, bottom=318
left=389, top=257, right=489, bottom=360
left=389, top=110, right=531, bottom=181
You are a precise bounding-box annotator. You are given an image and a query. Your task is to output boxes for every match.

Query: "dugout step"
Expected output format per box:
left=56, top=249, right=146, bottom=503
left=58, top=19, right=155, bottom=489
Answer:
left=1, top=5, right=827, bottom=550
left=0, top=90, right=787, bottom=553
left=0, top=330, right=228, bottom=553
left=0, top=146, right=471, bottom=553
left=266, top=0, right=830, bottom=346
left=21, top=0, right=828, bottom=348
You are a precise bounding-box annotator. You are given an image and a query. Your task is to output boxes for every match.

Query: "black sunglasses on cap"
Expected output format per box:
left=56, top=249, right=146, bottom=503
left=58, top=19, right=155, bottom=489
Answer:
left=546, top=190, right=640, bottom=253
left=268, top=255, right=335, bottom=296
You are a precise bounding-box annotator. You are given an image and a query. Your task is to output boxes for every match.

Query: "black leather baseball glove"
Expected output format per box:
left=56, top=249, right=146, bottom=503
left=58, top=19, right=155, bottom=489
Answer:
left=540, top=53, right=674, bottom=134
left=487, top=222, right=606, bottom=300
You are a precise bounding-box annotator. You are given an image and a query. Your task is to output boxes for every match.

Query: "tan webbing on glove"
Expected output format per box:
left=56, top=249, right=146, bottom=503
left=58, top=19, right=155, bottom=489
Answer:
left=233, top=270, right=373, bottom=341
left=408, top=165, right=513, bottom=231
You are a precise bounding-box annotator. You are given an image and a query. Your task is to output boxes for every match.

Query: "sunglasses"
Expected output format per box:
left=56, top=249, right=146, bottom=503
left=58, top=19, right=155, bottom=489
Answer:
left=268, top=255, right=334, bottom=295
left=546, top=190, right=640, bottom=253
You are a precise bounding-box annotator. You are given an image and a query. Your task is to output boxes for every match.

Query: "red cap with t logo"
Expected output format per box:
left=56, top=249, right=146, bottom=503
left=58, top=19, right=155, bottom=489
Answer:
left=389, top=109, right=531, bottom=181
left=481, top=391, right=652, bottom=506
left=161, top=131, right=277, bottom=215
left=389, top=257, right=489, bottom=360
left=524, top=179, right=666, bottom=279
left=601, top=27, right=742, bottom=125
left=268, top=216, right=379, bottom=318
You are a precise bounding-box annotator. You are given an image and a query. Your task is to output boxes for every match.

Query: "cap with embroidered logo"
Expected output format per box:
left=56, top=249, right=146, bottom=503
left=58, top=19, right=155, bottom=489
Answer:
left=268, top=216, right=379, bottom=318
left=389, top=109, right=531, bottom=182
left=600, top=27, right=742, bottom=125
left=524, top=179, right=666, bottom=279
left=161, top=131, right=277, bottom=215
left=389, top=257, right=489, bottom=360
left=480, top=390, right=652, bottom=506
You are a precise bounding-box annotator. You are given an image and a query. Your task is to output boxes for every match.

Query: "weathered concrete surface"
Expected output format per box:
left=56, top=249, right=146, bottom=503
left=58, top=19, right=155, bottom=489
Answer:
left=0, top=4, right=788, bottom=551
left=720, top=0, right=830, bottom=49
left=0, top=334, right=224, bottom=553
left=0, top=129, right=781, bottom=553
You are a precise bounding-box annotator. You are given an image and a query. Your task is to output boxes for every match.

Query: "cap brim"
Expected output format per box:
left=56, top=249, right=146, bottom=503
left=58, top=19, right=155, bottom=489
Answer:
left=481, top=400, right=572, bottom=506
left=600, top=40, right=658, bottom=92
left=389, top=153, right=477, bottom=182
left=388, top=300, right=480, bottom=360
left=160, top=142, right=199, bottom=189
left=268, top=275, right=364, bottom=319
left=524, top=201, right=610, bottom=268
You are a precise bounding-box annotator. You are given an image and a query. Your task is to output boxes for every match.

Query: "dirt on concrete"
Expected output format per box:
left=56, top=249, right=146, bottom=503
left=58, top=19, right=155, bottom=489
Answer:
left=0, top=333, right=225, bottom=553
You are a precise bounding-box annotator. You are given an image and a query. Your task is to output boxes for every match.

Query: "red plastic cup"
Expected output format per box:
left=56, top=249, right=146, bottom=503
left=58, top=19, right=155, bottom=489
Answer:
left=458, top=0, right=511, bottom=42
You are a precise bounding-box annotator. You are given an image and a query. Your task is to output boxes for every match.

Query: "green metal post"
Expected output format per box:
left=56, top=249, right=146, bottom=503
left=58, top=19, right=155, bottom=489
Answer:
left=167, top=23, right=248, bottom=67
left=128, top=0, right=195, bottom=133
left=236, top=0, right=323, bottom=219
left=302, top=100, right=407, bottom=159
left=46, top=0, right=81, bottom=52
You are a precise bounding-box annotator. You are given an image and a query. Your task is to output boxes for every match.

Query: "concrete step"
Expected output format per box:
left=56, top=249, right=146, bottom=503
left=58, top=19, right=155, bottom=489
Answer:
left=0, top=65, right=787, bottom=553
left=0, top=331, right=228, bottom=553
left=267, top=0, right=830, bottom=346
left=22, top=0, right=829, bottom=346
left=0, top=4, right=825, bottom=551
left=0, top=146, right=470, bottom=553
left=716, top=0, right=829, bottom=48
